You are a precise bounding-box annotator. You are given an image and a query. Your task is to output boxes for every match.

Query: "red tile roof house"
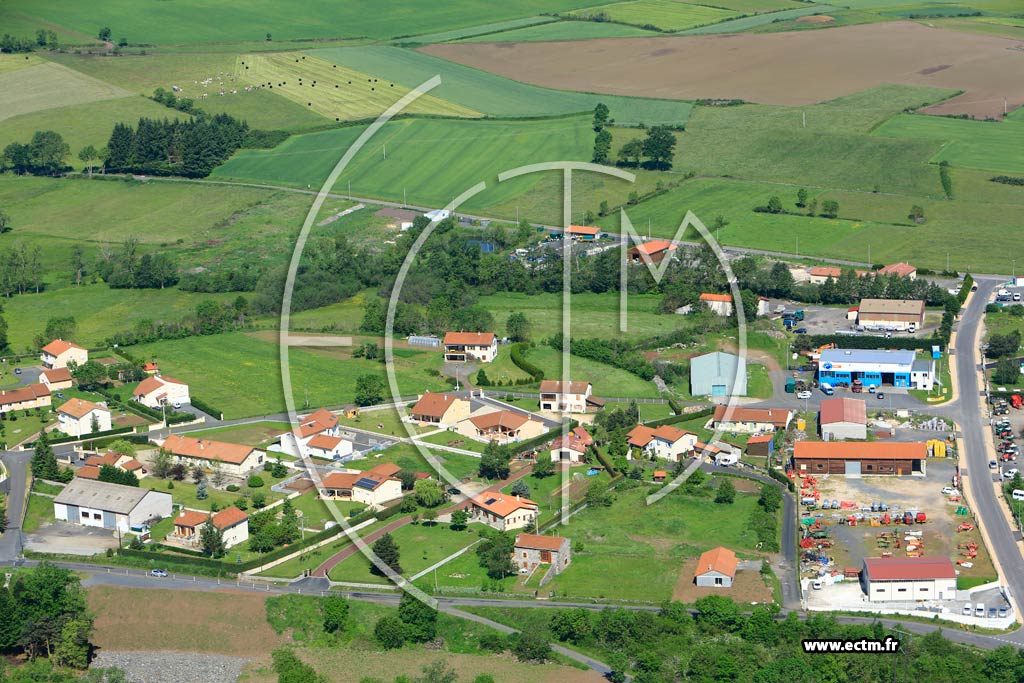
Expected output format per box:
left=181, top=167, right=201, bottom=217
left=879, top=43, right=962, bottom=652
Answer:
left=0, top=383, right=51, bottom=414
left=160, top=434, right=265, bottom=476
left=514, top=533, right=571, bottom=582
left=409, top=392, right=471, bottom=426
left=819, top=397, right=868, bottom=441
left=571, top=426, right=593, bottom=446
left=538, top=380, right=595, bottom=414
left=628, top=239, right=677, bottom=265
left=170, top=506, right=250, bottom=549
left=807, top=266, right=869, bottom=285
left=76, top=451, right=146, bottom=480
left=876, top=262, right=917, bottom=280
left=627, top=424, right=699, bottom=462
left=694, top=546, right=738, bottom=588
left=860, top=557, right=955, bottom=602
left=467, top=493, right=539, bottom=532
left=443, top=331, right=498, bottom=363
left=40, top=367, right=73, bottom=391
left=318, top=462, right=403, bottom=510
left=132, top=374, right=190, bottom=409
left=460, top=409, right=547, bottom=444
left=700, top=293, right=733, bottom=317
left=40, top=338, right=88, bottom=370
left=550, top=435, right=588, bottom=463
left=276, top=408, right=352, bottom=461
left=712, top=406, right=793, bottom=434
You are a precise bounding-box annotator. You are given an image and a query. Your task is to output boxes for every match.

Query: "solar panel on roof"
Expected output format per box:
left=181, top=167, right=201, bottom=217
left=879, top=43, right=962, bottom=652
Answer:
left=485, top=497, right=497, bottom=505
left=355, top=477, right=379, bottom=490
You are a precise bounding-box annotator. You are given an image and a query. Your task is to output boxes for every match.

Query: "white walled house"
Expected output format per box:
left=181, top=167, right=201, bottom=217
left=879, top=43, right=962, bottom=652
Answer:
left=467, top=494, right=538, bottom=532
left=170, top=507, right=249, bottom=549
left=627, top=424, right=698, bottom=462
left=53, top=478, right=171, bottom=532
left=277, top=408, right=351, bottom=459
left=0, top=383, right=51, bottom=414
left=40, top=339, right=88, bottom=370
left=40, top=368, right=73, bottom=391
left=694, top=546, right=738, bottom=588
left=443, top=332, right=498, bottom=363
left=319, top=463, right=403, bottom=510
left=160, top=434, right=265, bottom=476
left=132, top=375, right=191, bottom=408
left=550, top=435, right=587, bottom=463
left=57, top=398, right=112, bottom=437
left=712, top=406, right=792, bottom=434
left=700, top=293, right=733, bottom=317
left=539, top=380, right=594, bottom=413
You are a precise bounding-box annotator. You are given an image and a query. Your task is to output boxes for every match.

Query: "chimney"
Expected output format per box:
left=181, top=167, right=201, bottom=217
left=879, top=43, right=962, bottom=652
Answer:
left=179, top=510, right=185, bottom=518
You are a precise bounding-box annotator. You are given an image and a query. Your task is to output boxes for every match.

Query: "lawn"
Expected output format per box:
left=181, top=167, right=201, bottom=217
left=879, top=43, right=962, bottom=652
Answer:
left=256, top=519, right=392, bottom=578
left=139, top=477, right=277, bottom=511
left=288, top=490, right=367, bottom=531
left=746, top=363, right=773, bottom=399
left=0, top=60, right=129, bottom=122
left=872, top=114, right=1024, bottom=175
left=335, top=405, right=424, bottom=438
left=457, top=20, right=661, bottom=42
left=129, top=331, right=451, bottom=418
left=566, top=0, right=739, bottom=31
left=236, top=52, right=479, bottom=121
left=501, top=468, right=610, bottom=522
left=416, top=430, right=488, bottom=454
left=182, top=421, right=291, bottom=448
left=311, top=46, right=693, bottom=125
left=326, top=521, right=482, bottom=583
left=46, top=51, right=329, bottom=132
left=0, top=0, right=599, bottom=43
left=22, top=493, right=55, bottom=533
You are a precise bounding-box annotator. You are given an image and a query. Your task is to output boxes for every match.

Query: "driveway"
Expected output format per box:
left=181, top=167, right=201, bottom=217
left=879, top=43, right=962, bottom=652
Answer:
left=0, top=451, right=29, bottom=561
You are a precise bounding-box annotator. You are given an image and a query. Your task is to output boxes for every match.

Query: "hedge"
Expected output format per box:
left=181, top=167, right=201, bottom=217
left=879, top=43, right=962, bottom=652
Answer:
left=958, top=274, right=974, bottom=305
left=95, top=387, right=195, bottom=425
left=81, top=433, right=151, bottom=451
left=644, top=406, right=715, bottom=429
left=510, top=343, right=544, bottom=381
left=43, top=425, right=134, bottom=446
left=805, top=334, right=944, bottom=352
left=767, top=466, right=796, bottom=493
left=508, top=419, right=578, bottom=456
left=190, top=396, right=223, bottom=419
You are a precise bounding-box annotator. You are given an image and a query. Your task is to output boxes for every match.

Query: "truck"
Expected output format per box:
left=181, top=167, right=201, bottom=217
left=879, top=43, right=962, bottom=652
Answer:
left=793, top=309, right=805, bottom=321
left=1012, top=394, right=1023, bottom=410
left=851, top=379, right=863, bottom=393
left=785, top=377, right=796, bottom=393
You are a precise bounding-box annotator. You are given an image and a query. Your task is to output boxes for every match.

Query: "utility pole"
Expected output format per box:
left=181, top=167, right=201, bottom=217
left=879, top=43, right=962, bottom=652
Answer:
left=348, top=179, right=351, bottom=197
left=796, top=236, right=799, bottom=258
left=403, top=188, right=407, bottom=207
left=382, top=143, right=386, bottom=160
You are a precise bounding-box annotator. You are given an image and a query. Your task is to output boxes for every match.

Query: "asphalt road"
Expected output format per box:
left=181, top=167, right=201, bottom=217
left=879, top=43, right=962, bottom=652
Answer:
left=954, top=277, right=1024, bottom=644
left=0, top=451, right=29, bottom=562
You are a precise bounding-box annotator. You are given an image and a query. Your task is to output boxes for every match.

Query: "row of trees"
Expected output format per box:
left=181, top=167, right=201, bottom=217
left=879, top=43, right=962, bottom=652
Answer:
left=1, top=131, right=70, bottom=176
left=0, top=28, right=57, bottom=53
left=104, top=114, right=252, bottom=177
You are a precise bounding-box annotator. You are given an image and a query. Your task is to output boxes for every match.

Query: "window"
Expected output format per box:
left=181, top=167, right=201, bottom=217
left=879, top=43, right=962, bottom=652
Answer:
left=715, top=577, right=723, bottom=585
left=93, top=513, right=102, bottom=520
left=816, top=464, right=823, bottom=470
left=866, top=464, right=874, bottom=471
left=81, top=510, right=89, bottom=518
left=920, top=587, right=929, bottom=592
left=897, top=587, right=907, bottom=593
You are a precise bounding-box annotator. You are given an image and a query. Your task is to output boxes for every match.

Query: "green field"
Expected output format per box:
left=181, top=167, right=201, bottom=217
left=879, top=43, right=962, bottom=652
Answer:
left=22, top=494, right=55, bottom=533
left=3, top=284, right=236, bottom=351
left=676, top=4, right=843, bottom=33
left=182, top=421, right=291, bottom=448
left=458, top=20, right=662, bottom=42
left=0, top=0, right=598, bottom=44
left=690, top=0, right=807, bottom=12
left=45, top=52, right=331, bottom=133
left=872, top=114, right=1024, bottom=175
left=0, top=96, right=174, bottom=169
left=566, top=0, right=739, bottom=31
left=311, top=46, right=693, bottom=125
left=0, top=60, right=129, bottom=122
left=399, top=17, right=559, bottom=44
left=237, top=52, right=480, bottom=121
left=213, top=115, right=595, bottom=210
left=129, top=331, right=450, bottom=418
left=525, top=344, right=661, bottom=398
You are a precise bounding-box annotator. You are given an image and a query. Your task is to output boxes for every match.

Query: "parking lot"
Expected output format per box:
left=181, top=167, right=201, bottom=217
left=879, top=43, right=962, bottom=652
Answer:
left=762, top=300, right=941, bottom=338
left=24, top=521, right=119, bottom=556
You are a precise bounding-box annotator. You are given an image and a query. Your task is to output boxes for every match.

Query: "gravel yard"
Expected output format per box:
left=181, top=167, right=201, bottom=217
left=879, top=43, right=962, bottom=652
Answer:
left=91, top=651, right=250, bottom=683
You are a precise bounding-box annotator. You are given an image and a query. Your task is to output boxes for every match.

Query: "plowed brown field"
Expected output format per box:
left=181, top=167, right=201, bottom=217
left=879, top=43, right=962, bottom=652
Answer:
left=421, top=22, right=1024, bottom=119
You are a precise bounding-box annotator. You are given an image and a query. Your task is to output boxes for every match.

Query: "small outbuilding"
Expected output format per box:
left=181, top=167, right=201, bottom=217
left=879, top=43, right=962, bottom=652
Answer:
left=819, top=397, right=868, bottom=440
left=694, top=546, right=738, bottom=588
left=745, top=433, right=774, bottom=457
left=514, top=533, right=571, bottom=576
left=861, top=557, right=956, bottom=602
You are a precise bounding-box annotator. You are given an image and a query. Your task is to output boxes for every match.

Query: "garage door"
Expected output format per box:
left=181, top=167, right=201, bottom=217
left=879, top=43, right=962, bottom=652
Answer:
left=845, top=461, right=861, bottom=476
left=711, top=384, right=727, bottom=397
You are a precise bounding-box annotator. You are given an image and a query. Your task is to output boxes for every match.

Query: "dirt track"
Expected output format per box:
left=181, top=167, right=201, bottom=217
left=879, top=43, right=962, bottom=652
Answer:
left=421, top=22, right=1024, bottom=119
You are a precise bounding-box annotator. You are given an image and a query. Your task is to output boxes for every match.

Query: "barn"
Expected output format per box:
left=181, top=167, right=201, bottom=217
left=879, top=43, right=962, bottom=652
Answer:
left=861, top=557, right=956, bottom=602
left=690, top=352, right=747, bottom=397
left=819, top=397, right=868, bottom=440
left=793, top=441, right=927, bottom=476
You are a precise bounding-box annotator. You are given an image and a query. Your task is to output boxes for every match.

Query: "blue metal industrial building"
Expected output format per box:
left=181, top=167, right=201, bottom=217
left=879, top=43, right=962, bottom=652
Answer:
left=690, top=351, right=747, bottom=397
left=818, top=348, right=935, bottom=390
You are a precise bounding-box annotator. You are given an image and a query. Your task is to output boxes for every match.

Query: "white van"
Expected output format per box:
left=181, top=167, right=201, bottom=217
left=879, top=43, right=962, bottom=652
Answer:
left=1012, top=489, right=1024, bottom=501
left=962, top=603, right=973, bottom=616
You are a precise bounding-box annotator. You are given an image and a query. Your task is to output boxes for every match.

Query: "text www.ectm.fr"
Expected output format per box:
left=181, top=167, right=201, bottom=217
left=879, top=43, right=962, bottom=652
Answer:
left=802, top=637, right=901, bottom=654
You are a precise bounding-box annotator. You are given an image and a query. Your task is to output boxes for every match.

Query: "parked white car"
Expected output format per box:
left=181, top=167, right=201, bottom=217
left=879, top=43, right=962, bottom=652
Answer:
left=797, top=390, right=812, bottom=399
left=941, top=487, right=957, bottom=495
left=1003, top=468, right=1019, bottom=479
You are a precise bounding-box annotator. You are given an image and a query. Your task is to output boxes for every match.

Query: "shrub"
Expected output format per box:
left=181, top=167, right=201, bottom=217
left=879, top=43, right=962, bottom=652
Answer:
left=247, top=475, right=265, bottom=488
left=226, top=484, right=240, bottom=492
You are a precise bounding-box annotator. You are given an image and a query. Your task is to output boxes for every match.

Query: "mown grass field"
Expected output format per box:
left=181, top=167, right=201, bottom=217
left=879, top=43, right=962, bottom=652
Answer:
left=525, top=344, right=661, bottom=398
left=567, top=0, right=739, bottom=31
left=676, top=4, right=843, bottom=33
left=0, top=96, right=173, bottom=168
left=182, top=420, right=291, bottom=447
left=872, top=114, right=1024, bottom=174
left=327, top=521, right=481, bottom=583
left=237, top=52, right=480, bottom=120
left=3, top=284, right=237, bottom=351
left=0, top=60, right=129, bottom=122
left=457, top=19, right=661, bottom=42
left=403, top=16, right=558, bottom=44
left=2, top=0, right=597, bottom=44
left=691, top=0, right=808, bottom=12
left=46, top=51, right=330, bottom=132
left=130, top=330, right=450, bottom=418
left=312, top=46, right=693, bottom=125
